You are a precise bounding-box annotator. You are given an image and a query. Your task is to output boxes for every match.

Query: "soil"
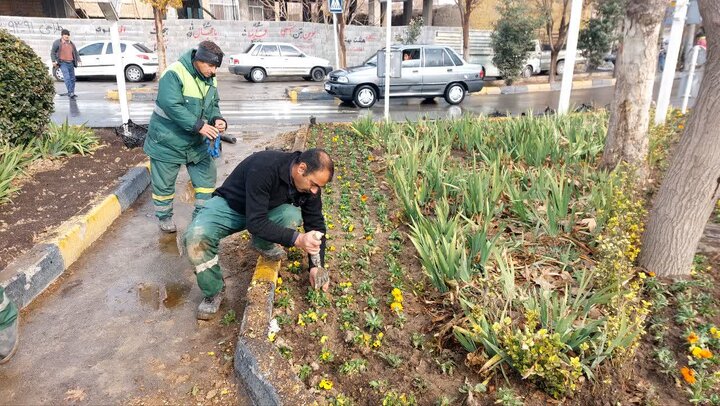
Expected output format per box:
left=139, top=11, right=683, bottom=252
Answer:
left=0, top=128, right=146, bottom=270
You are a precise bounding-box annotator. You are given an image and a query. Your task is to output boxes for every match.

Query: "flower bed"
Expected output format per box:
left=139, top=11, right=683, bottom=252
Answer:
left=267, top=112, right=708, bottom=404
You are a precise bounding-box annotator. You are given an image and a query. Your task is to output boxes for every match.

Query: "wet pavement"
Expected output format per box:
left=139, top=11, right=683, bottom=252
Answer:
left=0, top=128, right=295, bottom=404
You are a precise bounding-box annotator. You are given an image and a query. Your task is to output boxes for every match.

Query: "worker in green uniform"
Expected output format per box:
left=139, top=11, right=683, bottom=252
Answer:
left=0, top=286, right=19, bottom=364
left=144, top=41, right=227, bottom=233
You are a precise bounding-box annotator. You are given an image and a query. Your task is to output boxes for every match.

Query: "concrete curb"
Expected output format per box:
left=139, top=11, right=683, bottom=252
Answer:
left=234, top=126, right=317, bottom=405
left=287, top=78, right=617, bottom=101
left=0, top=162, right=151, bottom=309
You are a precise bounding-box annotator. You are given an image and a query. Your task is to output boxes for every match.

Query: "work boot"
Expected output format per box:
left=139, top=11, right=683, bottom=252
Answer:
left=252, top=243, right=287, bottom=261
left=197, top=289, right=225, bottom=320
left=158, top=217, right=177, bottom=233
left=0, top=316, right=19, bottom=364
left=69, top=93, right=77, bottom=99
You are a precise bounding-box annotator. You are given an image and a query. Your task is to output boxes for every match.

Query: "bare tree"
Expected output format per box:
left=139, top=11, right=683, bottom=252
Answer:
left=141, top=0, right=183, bottom=73
left=599, top=0, right=666, bottom=173
left=640, top=1, right=720, bottom=277
left=334, top=0, right=365, bottom=68
left=535, top=0, right=570, bottom=83
left=456, top=0, right=485, bottom=60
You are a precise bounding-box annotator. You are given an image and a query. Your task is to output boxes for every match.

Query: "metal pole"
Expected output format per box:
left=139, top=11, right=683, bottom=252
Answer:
left=557, top=0, right=582, bottom=115
left=110, top=20, right=129, bottom=124
left=656, top=0, right=689, bottom=125
left=681, top=45, right=699, bottom=113
left=384, top=0, right=391, bottom=122
left=332, top=13, right=340, bottom=69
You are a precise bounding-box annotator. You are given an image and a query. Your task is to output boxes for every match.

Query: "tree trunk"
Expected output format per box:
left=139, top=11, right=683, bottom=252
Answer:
left=640, top=1, right=720, bottom=277
left=600, top=0, right=666, bottom=173
left=462, top=14, right=470, bottom=60
left=549, top=50, right=558, bottom=83
left=153, top=7, right=167, bottom=74
left=337, top=15, right=347, bottom=68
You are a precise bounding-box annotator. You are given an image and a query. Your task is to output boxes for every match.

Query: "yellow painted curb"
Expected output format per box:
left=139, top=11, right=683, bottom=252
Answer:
left=483, top=87, right=502, bottom=95
left=106, top=89, right=133, bottom=101
left=288, top=89, right=298, bottom=103
left=252, top=256, right=280, bottom=283
left=572, top=80, right=593, bottom=89
left=52, top=195, right=122, bottom=268
left=526, top=83, right=550, bottom=92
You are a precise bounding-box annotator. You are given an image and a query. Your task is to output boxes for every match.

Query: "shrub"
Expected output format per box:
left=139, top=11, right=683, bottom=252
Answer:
left=0, top=29, right=55, bottom=146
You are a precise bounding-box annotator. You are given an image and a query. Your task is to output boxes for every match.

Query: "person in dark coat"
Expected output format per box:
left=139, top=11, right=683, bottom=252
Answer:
left=50, top=29, right=81, bottom=98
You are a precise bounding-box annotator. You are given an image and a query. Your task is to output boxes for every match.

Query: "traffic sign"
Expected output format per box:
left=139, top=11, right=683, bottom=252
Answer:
left=329, top=0, right=342, bottom=13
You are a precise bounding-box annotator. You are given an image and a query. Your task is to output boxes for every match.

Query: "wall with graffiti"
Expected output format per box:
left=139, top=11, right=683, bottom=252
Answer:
left=0, top=16, right=452, bottom=69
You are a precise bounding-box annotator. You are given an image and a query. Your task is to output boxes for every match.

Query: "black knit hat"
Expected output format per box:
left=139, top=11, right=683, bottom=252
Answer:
left=194, top=42, right=224, bottom=67
left=61, top=29, right=70, bottom=36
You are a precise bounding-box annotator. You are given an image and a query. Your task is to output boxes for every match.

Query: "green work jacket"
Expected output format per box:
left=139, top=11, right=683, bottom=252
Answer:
left=143, top=49, right=224, bottom=164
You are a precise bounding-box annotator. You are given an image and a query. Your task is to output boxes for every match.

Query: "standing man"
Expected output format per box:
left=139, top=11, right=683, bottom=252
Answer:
left=0, top=286, right=19, bottom=364
left=50, top=29, right=81, bottom=99
left=184, top=149, right=334, bottom=320
left=144, top=41, right=227, bottom=233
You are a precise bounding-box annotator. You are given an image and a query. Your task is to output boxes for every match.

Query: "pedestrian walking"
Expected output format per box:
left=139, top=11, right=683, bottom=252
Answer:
left=143, top=41, right=227, bottom=233
left=184, top=149, right=334, bottom=320
left=50, top=29, right=81, bottom=99
left=0, top=286, right=19, bottom=364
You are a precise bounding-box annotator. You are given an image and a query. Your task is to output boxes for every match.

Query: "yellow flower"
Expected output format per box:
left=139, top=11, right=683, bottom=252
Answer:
left=329, top=245, right=336, bottom=251
left=638, top=272, right=647, bottom=279
left=391, top=288, right=403, bottom=301
left=681, top=367, right=696, bottom=384
left=688, top=332, right=699, bottom=344
left=347, top=224, right=354, bottom=232
left=276, top=277, right=283, bottom=287
left=360, top=194, right=368, bottom=203
left=377, top=332, right=384, bottom=339
left=390, top=301, right=403, bottom=312
left=297, top=314, right=305, bottom=326
left=693, top=347, right=713, bottom=359
left=332, top=136, right=338, bottom=142
left=320, top=335, right=329, bottom=344
left=207, top=352, right=215, bottom=356
left=648, top=271, right=656, bottom=277
left=711, top=327, right=720, bottom=339
left=308, top=311, right=318, bottom=322
left=503, top=317, right=512, bottom=325
left=268, top=332, right=276, bottom=342
left=318, top=379, right=333, bottom=390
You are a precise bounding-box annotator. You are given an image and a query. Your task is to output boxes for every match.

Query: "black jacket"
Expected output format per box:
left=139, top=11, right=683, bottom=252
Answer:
left=50, top=39, right=81, bottom=67
left=215, top=150, right=327, bottom=263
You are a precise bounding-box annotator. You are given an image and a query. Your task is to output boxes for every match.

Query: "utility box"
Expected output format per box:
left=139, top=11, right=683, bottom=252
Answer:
left=377, top=49, right=402, bottom=78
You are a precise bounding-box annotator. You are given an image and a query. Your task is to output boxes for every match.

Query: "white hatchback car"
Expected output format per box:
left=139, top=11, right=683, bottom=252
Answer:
left=51, top=40, right=159, bottom=82
left=228, top=42, right=332, bottom=82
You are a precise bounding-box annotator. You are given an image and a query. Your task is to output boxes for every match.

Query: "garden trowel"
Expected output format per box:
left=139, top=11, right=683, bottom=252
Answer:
left=310, top=231, right=329, bottom=289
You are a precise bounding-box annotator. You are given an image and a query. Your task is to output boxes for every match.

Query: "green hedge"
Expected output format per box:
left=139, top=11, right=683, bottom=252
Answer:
left=0, top=29, right=55, bottom=145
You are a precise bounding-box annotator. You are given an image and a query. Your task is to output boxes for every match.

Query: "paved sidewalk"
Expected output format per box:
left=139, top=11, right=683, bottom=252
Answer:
left=0, top=127, right=297, bottom=404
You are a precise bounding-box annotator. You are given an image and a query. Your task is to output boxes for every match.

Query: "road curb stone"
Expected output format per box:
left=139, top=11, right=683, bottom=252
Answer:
left=0, top=162, right=151, bottom=309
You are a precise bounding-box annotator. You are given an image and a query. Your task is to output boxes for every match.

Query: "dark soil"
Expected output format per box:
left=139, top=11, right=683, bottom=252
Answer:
left=0, top=128, right=147, bottom=270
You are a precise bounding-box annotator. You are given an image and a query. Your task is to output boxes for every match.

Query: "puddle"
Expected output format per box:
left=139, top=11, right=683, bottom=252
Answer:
left=158, top=233, right=180, bottom=255
left=107, top=282, right=191, bottom=313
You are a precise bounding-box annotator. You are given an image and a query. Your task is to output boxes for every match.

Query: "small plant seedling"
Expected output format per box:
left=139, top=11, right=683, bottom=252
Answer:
left=298, top=364, right=312, bottom=381
left=378, top=352, right=403, bottom=368
left=339, top=358, right=368, bottom=375
left=365, top=310, right=384, bottom=332
left=220, top=309, right=236, bottom=326
left=411, top=332, right=425, bottom=349
left=436, top=359, right=456, bottom=376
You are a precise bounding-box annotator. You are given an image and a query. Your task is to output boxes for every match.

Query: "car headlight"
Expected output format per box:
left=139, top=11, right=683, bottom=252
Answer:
left=336, top=76, right=349, bottom=83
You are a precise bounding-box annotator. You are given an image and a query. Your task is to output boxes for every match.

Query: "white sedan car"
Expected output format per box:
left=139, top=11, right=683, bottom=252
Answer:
left=51, top=40, right=159, bottom=82
left=228, top=42, right=332, bottom=82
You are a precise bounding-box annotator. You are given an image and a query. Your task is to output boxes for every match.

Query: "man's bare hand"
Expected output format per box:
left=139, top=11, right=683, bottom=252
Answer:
left=309, top=267, right=330, bottom=291
left=294, top=231, right=322, bottom=255
left=214, top=119, right=227, bottom=132
left=199, top=123, right=219, bottom=140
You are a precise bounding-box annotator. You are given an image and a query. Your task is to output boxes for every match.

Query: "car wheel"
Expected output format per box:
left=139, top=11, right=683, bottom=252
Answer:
left=311, top=67, right=326, bottom=82
left=125, top=65, right=144, bottom=82
left=243, top=74, right=251, bottom=81
left=521, top=65, right=533, bottom=79
left=53, top=66, right=63, bottom=81
left=339, top=97, right=354, bottom=106
left=302, top=76, right=312, bottom=81
left=144, top=73, right=157, bottom=81
left=353, top=85, right=377, bottom=108
left=444, top=83, right=466, bottom=105
left=250, top=68, right=266, bottom=83
left=556, top=60, right=565, bottom=76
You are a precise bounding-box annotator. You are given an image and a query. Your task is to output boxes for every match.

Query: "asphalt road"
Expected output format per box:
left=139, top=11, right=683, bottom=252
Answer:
left=51, top=74, right=619, bottom=128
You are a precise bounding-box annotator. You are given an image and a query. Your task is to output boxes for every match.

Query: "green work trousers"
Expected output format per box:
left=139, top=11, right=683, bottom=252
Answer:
left=150, top=156, right=216, bottom=220
left=0, top=286, right=18, bottom=330
left=184, top=196, right=302, bottom=298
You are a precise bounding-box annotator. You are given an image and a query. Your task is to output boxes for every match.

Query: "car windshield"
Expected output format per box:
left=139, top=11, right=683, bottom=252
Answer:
left=364, top=54, right=377, bottom=66
left=133, top=43, right=153, bottom=53
left=243, top=44, right=255, bottom=53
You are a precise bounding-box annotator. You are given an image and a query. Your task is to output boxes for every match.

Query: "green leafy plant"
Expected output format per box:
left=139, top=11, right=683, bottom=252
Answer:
left=364, top=310, right=384, bottom=333
left=395, top=17, right=424, bottom=45
left=298, top=364, right=312, bottom=381
left=339, top=358, right=367, bottom=375
left=490, top=0, right=541, bottom=84
left=33, top=121, right=99, bottom=157
left=378, top=352, right=403, bottom=368
left=220, top=309, right=236, bottom=326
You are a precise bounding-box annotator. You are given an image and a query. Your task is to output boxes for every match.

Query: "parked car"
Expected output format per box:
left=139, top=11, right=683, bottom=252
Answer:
left=227, top=42, right=332, bottom=83
left=50, top=41, right=159, bottom=82
left=324, top=45, right=485, bottom=108
left=473, top=39, right=542, bottom=79
left=539, top=43, right=588, bottom=74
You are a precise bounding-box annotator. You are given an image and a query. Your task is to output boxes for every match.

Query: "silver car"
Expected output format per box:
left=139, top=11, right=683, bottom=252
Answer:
left=324, top=45, right=485, bottom=108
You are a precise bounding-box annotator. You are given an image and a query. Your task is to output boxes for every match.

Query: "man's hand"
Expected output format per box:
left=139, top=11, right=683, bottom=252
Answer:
left=309, top=267, right=329, bottom=292
left=294, top=231, right=322, bottom=255
left=214, top=119, right=227, bottom=132
left=199, top=123, right=219, bottom=140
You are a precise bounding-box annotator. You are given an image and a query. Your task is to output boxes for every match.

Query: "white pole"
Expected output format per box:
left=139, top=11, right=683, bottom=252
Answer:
left=384, top=0, right=391, bottom=122
left=557, top=0, right=582, bottom=115
left=655, top=0, right=689, bottom=125
left=332, top=13, right=340, bottom=69
left=681, top=45, right=699, bottom=113
left=110, top=20, right=129, bottom=124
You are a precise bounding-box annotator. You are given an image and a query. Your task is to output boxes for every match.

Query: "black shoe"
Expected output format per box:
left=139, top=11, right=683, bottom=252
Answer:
left=69, top=93, right=77, bottom=99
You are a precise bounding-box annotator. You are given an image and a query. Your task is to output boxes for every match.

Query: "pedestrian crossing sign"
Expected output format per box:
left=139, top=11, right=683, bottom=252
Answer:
left=329, top=0, right=342, bottom=13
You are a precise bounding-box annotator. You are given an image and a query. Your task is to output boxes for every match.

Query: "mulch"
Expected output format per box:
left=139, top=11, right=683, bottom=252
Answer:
left=0, top=128, right=147, bottom=270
